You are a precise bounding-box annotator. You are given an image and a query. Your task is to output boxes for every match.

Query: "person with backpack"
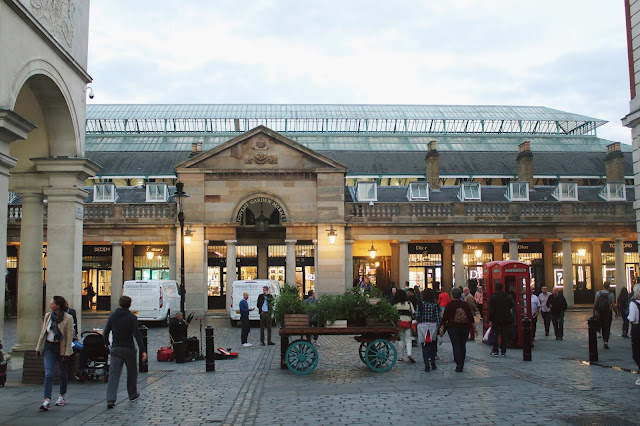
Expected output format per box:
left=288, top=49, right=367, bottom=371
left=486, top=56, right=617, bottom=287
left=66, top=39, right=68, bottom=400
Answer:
left=626, top=284, right=640, bottom=385
left=547, top=287, right=567, bottom=340
left=593, top=281, right=617, bottom=350
left=488, top=282, right=513, bottom=357
left=439, top=287, right=474, bottom=372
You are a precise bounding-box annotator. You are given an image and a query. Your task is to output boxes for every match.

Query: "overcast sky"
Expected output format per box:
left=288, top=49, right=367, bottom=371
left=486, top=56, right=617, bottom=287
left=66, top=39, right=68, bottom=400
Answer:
left=87, top=0, right=632, bottom=144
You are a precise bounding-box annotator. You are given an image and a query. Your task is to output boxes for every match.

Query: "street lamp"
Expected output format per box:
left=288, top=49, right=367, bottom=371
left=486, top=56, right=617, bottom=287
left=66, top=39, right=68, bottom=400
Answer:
left=327, top=225, right=337, bottom=245
left=174, top=182, right=189, bottom=315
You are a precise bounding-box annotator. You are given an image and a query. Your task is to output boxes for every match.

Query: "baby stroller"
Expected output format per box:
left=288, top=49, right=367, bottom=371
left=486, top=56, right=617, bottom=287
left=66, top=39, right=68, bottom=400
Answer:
left=76, top=331, right=109, bottom=383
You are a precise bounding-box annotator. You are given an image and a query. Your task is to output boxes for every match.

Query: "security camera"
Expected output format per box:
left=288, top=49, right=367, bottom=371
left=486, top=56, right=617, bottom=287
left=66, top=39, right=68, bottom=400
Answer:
left=86, top=86, right=94, bottom=99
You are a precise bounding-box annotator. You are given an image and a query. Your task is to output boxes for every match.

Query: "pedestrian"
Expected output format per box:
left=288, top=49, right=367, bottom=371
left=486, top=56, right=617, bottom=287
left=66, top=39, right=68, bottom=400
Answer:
left=440, top=287, right=474, bottom=372
left=360, top=276, right=372, bottom=293
left=528, top=291, right=541, bottom=340
left=104, top=295, right=147, bottom=409
left=593, top=281, right=617, bottom=350
left=304, top=289, right=318, bottom=342
left=394, top=289, right=416, bottom=363
left=84, top=284, right=95, bottom=310
left=463, top=287, right=477, bottom=339
left=64, top=300, right=78, bottom=341
left=415, top=288, right=440, bottom=372
left=547, top=287, right=567, bottom=340
left=627, top=284, right=640, bottom=385
left=488, top=282, right=513, bottom=357
left=36, top=295, right=74, bottom=411
left=438, top=288, right=450, bottom=317
left=618, top=287, right=630, bottom=338
left=257, top=286, right=275, bottom=346
left=413, top=286, right=423, bottom=303
left=474, top=285, right=484, bottom=319
left=240, top=292, right=254, bottom=347
left=538, top=286, right=552, bottom=336
left=407, top=288, right=419, bottom=311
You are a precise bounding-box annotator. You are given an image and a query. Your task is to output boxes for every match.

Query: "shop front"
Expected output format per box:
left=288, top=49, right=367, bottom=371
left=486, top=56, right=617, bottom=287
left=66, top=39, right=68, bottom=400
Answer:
left=295, top=243, right=315, bottom=297
left=134, top=245, right=170, bottom=280
left=352, top=241, right=391, bottom=290
left=462, top=242, right=494, bottom=292
left=553, top=242, right=593, bottom=304
left=601, top=240, right=639, bottom=292
left=409, top=243, right=442, bottom=291
left=82, top=245, right=112, bottom=311
left=503, top=242, right=544, bottom=292
left=207, top=244, right=228, bottom=310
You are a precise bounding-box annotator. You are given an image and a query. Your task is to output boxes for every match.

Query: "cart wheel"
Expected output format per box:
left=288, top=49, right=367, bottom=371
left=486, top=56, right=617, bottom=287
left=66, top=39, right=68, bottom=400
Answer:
left=285, top=340, right=318, bottom=375
left=358, top=342, right=368, bottom=364
left=364, top=339, right=397, bottom=372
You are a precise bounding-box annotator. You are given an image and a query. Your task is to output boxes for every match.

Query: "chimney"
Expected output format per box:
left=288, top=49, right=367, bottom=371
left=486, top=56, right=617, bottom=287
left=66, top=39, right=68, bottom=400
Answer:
left=516, top=141, right=534, bottom=187
left=197, top=142, right=202, bottom=152
left=190, top=142, right=202, bottom=158
left=604, top=142, right=625, bottom=182
left=425, top=140, right=440, bottom=190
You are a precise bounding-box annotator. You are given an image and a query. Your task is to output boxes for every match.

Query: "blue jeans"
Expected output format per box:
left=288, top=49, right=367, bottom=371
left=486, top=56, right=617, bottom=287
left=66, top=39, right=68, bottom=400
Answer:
left=447, top=327, right=468, bottom=369
left=43, top=341, right=67, bottom=399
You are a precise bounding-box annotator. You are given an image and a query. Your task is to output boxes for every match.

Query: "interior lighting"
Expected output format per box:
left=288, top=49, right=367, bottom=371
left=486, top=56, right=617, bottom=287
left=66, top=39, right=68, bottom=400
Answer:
left=369, top=241, right=377, bottom=259
left=146, top=247, right=154, bottom=260
left=577, top=249, right=586, bottom=256
left=474, top=249, right=483, bottom=258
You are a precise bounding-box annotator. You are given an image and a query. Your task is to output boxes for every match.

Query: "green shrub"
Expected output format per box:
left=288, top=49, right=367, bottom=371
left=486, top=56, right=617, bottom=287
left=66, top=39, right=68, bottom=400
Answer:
left=273, top=284, right=306, bottom=325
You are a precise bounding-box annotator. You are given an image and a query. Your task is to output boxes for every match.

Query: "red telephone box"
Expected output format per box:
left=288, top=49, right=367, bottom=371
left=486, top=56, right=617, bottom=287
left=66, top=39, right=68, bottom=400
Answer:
left=481, top=260, right=532, bottom=347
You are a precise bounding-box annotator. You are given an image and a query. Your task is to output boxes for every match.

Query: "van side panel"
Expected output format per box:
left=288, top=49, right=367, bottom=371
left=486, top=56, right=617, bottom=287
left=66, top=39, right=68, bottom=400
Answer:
left=123, top=280, right=179, bottom=322
left=229, top=280, right=281, bottom=321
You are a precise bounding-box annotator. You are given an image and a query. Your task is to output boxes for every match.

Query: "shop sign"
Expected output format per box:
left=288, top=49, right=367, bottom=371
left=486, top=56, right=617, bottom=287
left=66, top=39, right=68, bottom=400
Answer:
left=463, top=243, right=492, bottom=253
left=502, top=242, right=544, bottom=253
left=236, top=197, right=286, bottom=222
left=83, top=245, right=112, bottom=256
left=409, top=243, right=443, bottom=254
left=134, top=245, right=168, bottom=256
left=601, top=241, right=638, bottom=253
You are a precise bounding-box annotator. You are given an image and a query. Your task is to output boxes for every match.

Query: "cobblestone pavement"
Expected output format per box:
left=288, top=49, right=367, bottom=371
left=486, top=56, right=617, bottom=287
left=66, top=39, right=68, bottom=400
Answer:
left=1, top=309, right=640, bottom=425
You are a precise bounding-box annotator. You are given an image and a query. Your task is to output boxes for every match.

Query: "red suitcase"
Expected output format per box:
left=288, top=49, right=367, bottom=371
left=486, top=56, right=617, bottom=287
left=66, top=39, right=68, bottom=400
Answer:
left=157, top=346, right=174, bottom=362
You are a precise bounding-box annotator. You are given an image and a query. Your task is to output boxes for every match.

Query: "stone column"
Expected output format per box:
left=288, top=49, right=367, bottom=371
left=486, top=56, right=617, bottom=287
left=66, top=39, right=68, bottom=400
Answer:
left=257, top=241, right=269, bottom=279
left=591, top=241, right=603, bottom=293
left=123, top=244, right=134, bottom=281
left=509, top=238, right=520, bottom=262
left=493, top=241, right=504, bottom=262
left=442, top=241, right=453, bottom=292
left=454, top=239, right=464, bottom=290
left=203, top=239, right=209, bottom=311
left=169, top=241, right=176, bottom=280
left=13, top=191, right=45, bottom=352
left=615, top=237, right=625, bottom=296
left=285, top=239, right=297, bottom=287
left=399, top=240, right=410, bottom=288
left=225, top=240, right=237, bottom=311
left=312, top=239, right=318, bottom=294
left=345, top=240, right=354, bottom=292
left=110, top=242, right=123, bottom=312
left=562, top=238, right=574, bottom=307
left=390, top=242, right=399, bottom=286
left=543, top=240, right=554, bottom=288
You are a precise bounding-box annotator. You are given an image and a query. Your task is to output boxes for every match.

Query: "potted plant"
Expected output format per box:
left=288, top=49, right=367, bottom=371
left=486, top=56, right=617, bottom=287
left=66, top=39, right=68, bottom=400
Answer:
left=316, top=293, right=348, bottom=327
left=343, top=288, right=369, bottom=327
left=273, top=284, right=307, bottom=327
left=366, top=299, right=399, bottom=327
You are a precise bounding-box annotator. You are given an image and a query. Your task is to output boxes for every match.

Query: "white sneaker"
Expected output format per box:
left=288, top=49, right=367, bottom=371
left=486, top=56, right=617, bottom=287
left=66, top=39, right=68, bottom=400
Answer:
left=55, top=396, right=65, bottom=406
left=635, top=376, right=640, bottom=386
left=39, top=399, right=51, bottom=411
left=242, top=343, right=252, bottom=347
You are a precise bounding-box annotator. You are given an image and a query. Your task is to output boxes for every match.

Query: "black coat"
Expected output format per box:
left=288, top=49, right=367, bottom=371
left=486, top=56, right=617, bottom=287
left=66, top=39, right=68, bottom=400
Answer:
left=488, top=291, right=513, bottom=325
left=169, top=317, right=188, bottom=342
left=547, top=293, right=567, bottom=314
left=256, top=293, right=273, bottom=313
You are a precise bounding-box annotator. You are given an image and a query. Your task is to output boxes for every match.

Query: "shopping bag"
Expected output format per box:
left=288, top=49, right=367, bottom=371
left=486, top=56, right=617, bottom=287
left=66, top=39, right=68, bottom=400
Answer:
left=483, top=327, right=496, bottom=345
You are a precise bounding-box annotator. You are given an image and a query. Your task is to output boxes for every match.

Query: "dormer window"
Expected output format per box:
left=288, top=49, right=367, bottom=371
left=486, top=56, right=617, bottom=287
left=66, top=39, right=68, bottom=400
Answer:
left=552, top=182, right=578, bottom=201
left=356, top=181, right=377, bottom=202
left=407, top=182, right=429, bottom=201
left=457, top=182, right=481, bottom=201
left=146, top=182, right=169, bottom=202
left=505, top=182, right=529, bottom=201
left=8, top=191, right=18, bottom=203
left=93, top=183, right=116, bottom=202
left=599, top=182, right=626, bottom=201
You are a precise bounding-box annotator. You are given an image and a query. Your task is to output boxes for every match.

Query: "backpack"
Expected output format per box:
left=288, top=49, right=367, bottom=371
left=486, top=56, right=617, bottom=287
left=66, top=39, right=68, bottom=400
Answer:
left=453, top=306, right=468, bottom=324
left=596, top=292, right=611, bottom=313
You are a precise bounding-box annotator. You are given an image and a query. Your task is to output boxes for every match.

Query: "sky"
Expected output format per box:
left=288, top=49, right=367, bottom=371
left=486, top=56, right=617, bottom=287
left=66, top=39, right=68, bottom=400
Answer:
left=87, top=0, right=632, bottom=144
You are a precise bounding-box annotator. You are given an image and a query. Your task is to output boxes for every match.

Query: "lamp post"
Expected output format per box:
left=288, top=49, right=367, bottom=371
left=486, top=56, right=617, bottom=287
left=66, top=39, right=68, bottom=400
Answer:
left=174, top=182, right=189, bottom=315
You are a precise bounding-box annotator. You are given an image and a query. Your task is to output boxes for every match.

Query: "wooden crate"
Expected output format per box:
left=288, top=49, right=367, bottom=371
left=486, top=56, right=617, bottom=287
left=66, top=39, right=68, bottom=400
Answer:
left=284, top=314, right=309, bottom=327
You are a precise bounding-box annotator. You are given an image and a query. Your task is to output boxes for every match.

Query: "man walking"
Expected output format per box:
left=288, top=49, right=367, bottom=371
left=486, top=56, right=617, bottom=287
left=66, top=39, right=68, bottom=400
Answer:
left=538, top=286, right=552, bottom=336
left=488, top=282, right=513, bottom=357
left=594, top=281, right=617, bottom=350
left=529, top=291, right=541, bottom=340
left=104, top=296, right=147, bottom=409
left=257, top=286, right=275, bottom=346
left=547, top=287, right=567, bottom=340
left=240, top=292, right=254, bottom=347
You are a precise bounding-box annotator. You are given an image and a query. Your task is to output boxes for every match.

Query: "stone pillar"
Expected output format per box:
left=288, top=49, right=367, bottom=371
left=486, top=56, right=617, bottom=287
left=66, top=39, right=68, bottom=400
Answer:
left=399, top=240, right=409, bottom=288
left=123, top=244, right=134, bottom=281
left=285, top=239, right=297, bottom=287
left=615, top=237, right=626, bottom=296
left=312, top=239, right=319, bottom=294
left=390, top=242, right=399, bottom=286
left=13, top=192, right=45, bottom=352
left=169, top=241, right=176, bottom=280
left=592, top=241, right=603, bottom=293
left=203, top=239, right=209, bottom=311
left=316, top=225, right=346, bottom=294
left=493, top=241, right=503, bottom=262
left=345, top=240, right=354, bottom=292
left=562, top=238, right=574, bottom=307
left=225, top=240, right=237, bottom=311
left=110, top=242, right=123, bottom=312
left=442, top=241, right=453, bottom=292
left=257, top=241, right=269, bottom=279
left=454, top=239, right=464, bottom=290
left=543, top=240, right=554, bottom=288
left=509, top=238, right=520, bottom=262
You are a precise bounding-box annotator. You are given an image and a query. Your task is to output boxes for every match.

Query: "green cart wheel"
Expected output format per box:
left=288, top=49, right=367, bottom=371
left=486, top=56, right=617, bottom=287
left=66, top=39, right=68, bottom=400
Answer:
left=364, top=339, right=397, bottom=372
left=285, top=340, right=319, bottom=375
left=358, top=342, right=368, bottom=364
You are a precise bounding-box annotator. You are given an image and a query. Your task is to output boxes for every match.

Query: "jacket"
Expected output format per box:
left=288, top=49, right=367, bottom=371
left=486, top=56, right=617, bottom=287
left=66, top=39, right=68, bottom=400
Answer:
left=394, top=301, right=415, bottom=324
left=104, top=308, right=146, bottom=352
left=547, top=293, right=567, bottom=315
left=256, top=293, right=273, bottom=314
left=488, top=291, right=513, bottom=325
left=36, top=311, right=74, bottom=357
left=442, top=299, right=474, bottom=329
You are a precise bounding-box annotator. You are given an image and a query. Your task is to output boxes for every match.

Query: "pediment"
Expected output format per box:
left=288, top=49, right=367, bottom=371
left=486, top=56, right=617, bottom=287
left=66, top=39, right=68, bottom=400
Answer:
left=175, top=126, right=346, bottom=172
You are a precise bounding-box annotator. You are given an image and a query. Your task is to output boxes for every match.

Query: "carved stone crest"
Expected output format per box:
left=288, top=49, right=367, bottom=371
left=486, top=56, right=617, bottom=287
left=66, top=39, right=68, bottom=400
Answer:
left=30, top=0, right=76, bottom=50
left=245, top=137, right=278, bottom=165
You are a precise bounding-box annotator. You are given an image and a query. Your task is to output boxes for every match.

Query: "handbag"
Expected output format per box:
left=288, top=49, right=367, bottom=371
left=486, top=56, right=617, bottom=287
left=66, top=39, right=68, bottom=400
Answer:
left=398, top=320, right=411, bottom=329
left=483, top=326, right=496, bottom=345
left=157, top=346, right=174, bottom=362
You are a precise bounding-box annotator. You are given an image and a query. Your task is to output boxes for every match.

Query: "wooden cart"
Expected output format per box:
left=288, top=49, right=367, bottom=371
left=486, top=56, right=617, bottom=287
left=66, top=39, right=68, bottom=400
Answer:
left=279, top=326, right=399, bottom=375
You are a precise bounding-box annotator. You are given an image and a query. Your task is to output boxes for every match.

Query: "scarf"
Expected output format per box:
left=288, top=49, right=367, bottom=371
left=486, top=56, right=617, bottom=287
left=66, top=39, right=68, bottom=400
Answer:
left=50, top=310, right=65, bottom=342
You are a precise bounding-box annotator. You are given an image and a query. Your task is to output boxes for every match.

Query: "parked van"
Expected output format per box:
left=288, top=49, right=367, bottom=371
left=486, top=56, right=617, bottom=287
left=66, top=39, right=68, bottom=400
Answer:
left=229, top=280, right=281, bottom=326
left=122, top=280, right=181, bottom=325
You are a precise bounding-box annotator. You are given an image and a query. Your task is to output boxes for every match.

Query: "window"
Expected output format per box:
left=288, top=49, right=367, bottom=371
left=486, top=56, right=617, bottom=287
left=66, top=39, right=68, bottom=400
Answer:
left=504, top=182, right=529, bottom=201
left=457, top=182, right=481, bottom=201
left=93, top=183, right=116, bottom=202
left=356, top=181, right=377, bottom=202
left=8, top=191, right=18, bottom=203
left=599, top=182, right=626, bottom=201
left=146, top=182, right=168, bottom=202
left=407, top=182, right=429, bottom=201
left=552, top=182, right=578, bottom=201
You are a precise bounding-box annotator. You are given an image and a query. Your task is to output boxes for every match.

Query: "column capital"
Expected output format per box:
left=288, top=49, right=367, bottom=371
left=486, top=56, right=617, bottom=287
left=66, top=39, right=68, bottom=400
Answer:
left=43, top=186, right=89, bottom=203
left=225, top=239, right=237, bottom=245
left=454, top=238, right=465, bottom=244
left=543, top=239, right=555, bottom=247
left=204, top=239, right=209, bottom=245
left=312, top=239, right=317, bottom=244
left=345, top=239, right=355, bottom=245
left=562, top=238, right=573, bottom=243
left=0, top=152, right=17, bottom=176
left=32, top=157, right=101, bottom=185
left=615, top=237, right=625, bottom=242
left=111, top=241, right=122, bottom=247
left=509, top=238, right=520, bottom=243
left=591, top=240, right=603, bottom=247
left=493, top=241, right=504, bottom=247
left=285, top=239, right=297, bottom=245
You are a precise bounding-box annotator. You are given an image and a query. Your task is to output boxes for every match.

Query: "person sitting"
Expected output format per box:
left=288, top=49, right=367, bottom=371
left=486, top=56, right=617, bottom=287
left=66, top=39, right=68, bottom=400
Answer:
left=169, top=312, right=199, bottom=360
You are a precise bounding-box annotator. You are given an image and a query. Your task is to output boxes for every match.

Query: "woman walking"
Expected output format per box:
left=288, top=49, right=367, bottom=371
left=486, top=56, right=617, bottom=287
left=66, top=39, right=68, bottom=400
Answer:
left=415, top=288, right=440, bottom=371
left=394, top=289, right=415, bottom=363
left=36, top=295, right=74, bottom=411
left=618, top=287, right=630, bottom=338
left=439, top=287, right=474, bottom=372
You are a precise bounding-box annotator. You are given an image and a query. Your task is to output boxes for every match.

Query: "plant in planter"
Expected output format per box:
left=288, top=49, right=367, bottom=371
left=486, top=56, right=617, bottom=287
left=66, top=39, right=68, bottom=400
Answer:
left=273, top=284, right=307, bottom=326
left=316, top=293, right=349, bottom=326
left=343, top=288, right=369, bottom=326
left=366, top=299, right=400, bottom=327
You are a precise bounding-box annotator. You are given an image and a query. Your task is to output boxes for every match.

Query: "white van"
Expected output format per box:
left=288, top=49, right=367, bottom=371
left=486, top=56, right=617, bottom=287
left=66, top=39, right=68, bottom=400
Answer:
left=229, top=280, right=281, bottom=326
left=122, top=280, right=181, bottom=325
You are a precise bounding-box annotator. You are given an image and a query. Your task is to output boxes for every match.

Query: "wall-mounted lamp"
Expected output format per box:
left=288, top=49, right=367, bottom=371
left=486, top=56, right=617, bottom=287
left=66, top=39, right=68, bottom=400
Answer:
left=369, top=241, right=377, bottom=259
left=327, top=225, right=337, bottom=245
left=184, top=228, right=194, bottom=245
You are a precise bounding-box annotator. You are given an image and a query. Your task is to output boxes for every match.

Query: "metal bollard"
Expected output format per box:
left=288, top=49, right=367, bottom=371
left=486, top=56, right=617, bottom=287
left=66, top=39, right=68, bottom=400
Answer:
left=139, top=325, right=148, bottom=373
left=205, top=326, right=215, bottom=372
left=588, top=316, right=599, bottom=362
left=174, top=341, right=186, bottom=363
left=522, top=317, right=532, bottom=361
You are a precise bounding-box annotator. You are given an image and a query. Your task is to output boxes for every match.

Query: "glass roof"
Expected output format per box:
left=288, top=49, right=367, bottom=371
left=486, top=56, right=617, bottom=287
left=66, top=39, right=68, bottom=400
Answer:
left=85, top=104, right=606, bottom=136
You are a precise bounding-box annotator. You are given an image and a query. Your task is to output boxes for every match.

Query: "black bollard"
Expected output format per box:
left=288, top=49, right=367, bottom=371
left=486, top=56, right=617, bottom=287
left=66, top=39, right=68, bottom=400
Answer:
left=205, top=326, right=215, bottom=372
left=522, top=317, right=532, bottom=361
left=174, top=341, right=186, bottom=363
left=139, top=325, right=148, bottom=373
left=588, top=316, right=599, bottom=362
